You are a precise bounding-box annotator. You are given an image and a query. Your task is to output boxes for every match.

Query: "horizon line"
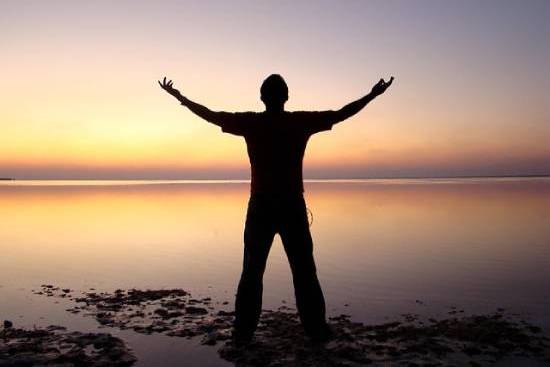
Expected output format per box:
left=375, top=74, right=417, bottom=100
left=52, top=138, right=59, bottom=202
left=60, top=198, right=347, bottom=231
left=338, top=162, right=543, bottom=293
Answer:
left=2, top=174, right=550, bottom=181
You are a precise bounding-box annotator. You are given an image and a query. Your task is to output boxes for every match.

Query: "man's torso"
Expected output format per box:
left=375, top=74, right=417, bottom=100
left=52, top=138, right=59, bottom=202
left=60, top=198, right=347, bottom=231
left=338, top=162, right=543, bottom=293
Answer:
left=220, top=111, right=335, bottom=194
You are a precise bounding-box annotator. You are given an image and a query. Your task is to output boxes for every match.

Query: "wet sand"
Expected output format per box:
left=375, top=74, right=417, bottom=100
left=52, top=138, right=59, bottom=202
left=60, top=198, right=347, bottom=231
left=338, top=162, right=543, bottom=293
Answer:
left=3, top=284, right=548, bottom=366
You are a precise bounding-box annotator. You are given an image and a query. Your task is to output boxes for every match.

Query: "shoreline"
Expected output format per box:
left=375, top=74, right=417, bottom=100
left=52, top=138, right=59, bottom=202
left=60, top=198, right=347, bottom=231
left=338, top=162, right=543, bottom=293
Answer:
left=2, top=284, right=548, bottom=367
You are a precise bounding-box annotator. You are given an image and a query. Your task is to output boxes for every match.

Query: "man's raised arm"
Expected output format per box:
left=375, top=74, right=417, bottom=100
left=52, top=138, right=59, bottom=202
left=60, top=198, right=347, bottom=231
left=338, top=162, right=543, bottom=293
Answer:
left=332, top=76, right=394, bottom=124
left=158, top=77, right=225, bottom=126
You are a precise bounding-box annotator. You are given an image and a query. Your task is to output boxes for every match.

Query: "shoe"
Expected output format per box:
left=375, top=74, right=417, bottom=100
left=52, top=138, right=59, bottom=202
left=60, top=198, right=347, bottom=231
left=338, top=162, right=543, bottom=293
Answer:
left=231, top=329, right=253, bottom=347
left=307, top=324, right=334, bottom=343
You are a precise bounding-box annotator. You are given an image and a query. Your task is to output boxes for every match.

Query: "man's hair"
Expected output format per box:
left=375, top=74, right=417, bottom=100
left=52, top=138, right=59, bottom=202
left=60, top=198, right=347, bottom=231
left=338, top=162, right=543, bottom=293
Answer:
left=260, top=74, right=288, bottom=103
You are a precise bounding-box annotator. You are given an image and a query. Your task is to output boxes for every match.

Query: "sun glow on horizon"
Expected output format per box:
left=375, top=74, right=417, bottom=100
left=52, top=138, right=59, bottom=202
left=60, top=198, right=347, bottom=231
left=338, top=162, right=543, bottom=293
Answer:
left=1, top=0, right=549, bottom=179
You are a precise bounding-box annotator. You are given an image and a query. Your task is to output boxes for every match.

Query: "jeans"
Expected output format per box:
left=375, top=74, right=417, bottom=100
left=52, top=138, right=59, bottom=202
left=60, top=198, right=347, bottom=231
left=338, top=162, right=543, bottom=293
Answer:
left=234, top=193, right=327, bottom=337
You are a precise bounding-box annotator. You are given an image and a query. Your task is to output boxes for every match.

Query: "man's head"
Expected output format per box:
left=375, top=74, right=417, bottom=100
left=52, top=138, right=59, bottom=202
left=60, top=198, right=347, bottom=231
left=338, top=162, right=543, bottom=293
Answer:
left=260, top=74, right=288, bottom=111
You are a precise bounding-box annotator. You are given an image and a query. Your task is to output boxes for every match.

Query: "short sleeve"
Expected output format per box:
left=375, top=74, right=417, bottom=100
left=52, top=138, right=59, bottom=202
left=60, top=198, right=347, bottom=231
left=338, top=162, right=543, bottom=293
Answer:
left=294, top=111, right=338, bottom=135
left=218, top=112, right=255, bottom=136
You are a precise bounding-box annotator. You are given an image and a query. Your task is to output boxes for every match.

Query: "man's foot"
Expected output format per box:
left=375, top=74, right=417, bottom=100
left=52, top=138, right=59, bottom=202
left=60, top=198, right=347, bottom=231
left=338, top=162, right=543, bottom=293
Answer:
left=231, top=329, right=253, bottom=347
left=306, top=323, right=334, bottom=344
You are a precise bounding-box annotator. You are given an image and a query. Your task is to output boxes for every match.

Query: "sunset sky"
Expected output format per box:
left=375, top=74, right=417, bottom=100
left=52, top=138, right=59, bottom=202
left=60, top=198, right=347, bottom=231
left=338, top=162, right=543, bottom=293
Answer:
left=1, top=0, right=549, bottom=179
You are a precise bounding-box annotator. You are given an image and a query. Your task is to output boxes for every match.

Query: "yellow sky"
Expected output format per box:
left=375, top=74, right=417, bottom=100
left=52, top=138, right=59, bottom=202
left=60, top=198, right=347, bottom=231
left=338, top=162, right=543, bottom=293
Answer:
left=1, top=1, right=549, bottom=179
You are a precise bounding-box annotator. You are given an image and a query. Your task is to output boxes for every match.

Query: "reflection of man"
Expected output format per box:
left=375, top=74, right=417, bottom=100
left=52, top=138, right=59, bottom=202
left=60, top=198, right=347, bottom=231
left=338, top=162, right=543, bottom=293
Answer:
left=159, top=74, right=393, bottom=343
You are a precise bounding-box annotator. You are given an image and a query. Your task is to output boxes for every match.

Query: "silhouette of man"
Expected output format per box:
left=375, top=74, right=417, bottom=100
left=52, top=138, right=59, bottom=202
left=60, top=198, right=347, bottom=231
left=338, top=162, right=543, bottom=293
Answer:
left=159, top=74, right=393, bottom=343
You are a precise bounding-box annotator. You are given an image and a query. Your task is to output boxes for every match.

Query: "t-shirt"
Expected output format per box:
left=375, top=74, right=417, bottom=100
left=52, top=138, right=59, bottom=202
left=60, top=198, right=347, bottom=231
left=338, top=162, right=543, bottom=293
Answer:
left=218, top=110, right=337, bottom=194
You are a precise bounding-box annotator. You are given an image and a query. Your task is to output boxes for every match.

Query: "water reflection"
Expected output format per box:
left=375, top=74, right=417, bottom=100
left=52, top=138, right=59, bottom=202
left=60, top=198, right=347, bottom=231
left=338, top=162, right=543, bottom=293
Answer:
left=1, top=178, right=549, bottom=329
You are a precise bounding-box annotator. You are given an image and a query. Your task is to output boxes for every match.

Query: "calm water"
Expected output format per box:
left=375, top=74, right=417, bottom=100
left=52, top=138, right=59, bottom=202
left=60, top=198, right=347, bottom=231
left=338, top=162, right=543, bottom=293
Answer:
left=1, top=178, right=550, bottom=366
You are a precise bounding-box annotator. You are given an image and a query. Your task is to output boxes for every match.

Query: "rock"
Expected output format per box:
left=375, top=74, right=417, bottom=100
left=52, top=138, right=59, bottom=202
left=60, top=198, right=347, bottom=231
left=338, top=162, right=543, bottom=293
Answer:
left=217, top=310, right=235, bottom=316
left=45, top=325, right=66, bottom=331
left=154, top=308, right=169, bottom=318
left=0, top=325, right=136, bottom=366
left=3, top=320, right=13, bottom=328
left=161, top=299, right=186, bottom=310
left=185, top=306, right=208, bottom=315
left=202, top=331, right=220, bottom=345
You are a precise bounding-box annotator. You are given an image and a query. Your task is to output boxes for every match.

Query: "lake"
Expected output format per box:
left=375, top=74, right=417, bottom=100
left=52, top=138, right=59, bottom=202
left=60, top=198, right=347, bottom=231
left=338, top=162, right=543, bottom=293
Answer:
left=1, top=178, right=549, bottom=366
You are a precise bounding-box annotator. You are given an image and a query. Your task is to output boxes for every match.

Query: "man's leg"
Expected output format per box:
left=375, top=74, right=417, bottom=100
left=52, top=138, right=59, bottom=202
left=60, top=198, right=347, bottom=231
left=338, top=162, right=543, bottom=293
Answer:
left=279, top=196, right=329, bottom=339
left=234, top=195, right=275, bottom=342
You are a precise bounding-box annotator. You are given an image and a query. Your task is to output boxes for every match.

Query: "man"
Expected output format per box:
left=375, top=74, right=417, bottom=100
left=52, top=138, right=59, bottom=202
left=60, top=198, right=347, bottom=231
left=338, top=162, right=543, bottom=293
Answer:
left=159, top=74, right=393, bottom=343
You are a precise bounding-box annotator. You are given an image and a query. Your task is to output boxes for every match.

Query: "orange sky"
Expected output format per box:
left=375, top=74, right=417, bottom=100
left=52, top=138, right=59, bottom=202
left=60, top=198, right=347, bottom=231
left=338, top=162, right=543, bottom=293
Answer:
left=1, top=1, right=549, bottom=179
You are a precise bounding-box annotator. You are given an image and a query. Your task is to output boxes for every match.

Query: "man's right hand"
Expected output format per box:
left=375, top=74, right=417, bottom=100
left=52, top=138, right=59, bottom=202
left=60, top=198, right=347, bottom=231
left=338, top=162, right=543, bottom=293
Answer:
left=158, top=77, right=183, bottom=100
